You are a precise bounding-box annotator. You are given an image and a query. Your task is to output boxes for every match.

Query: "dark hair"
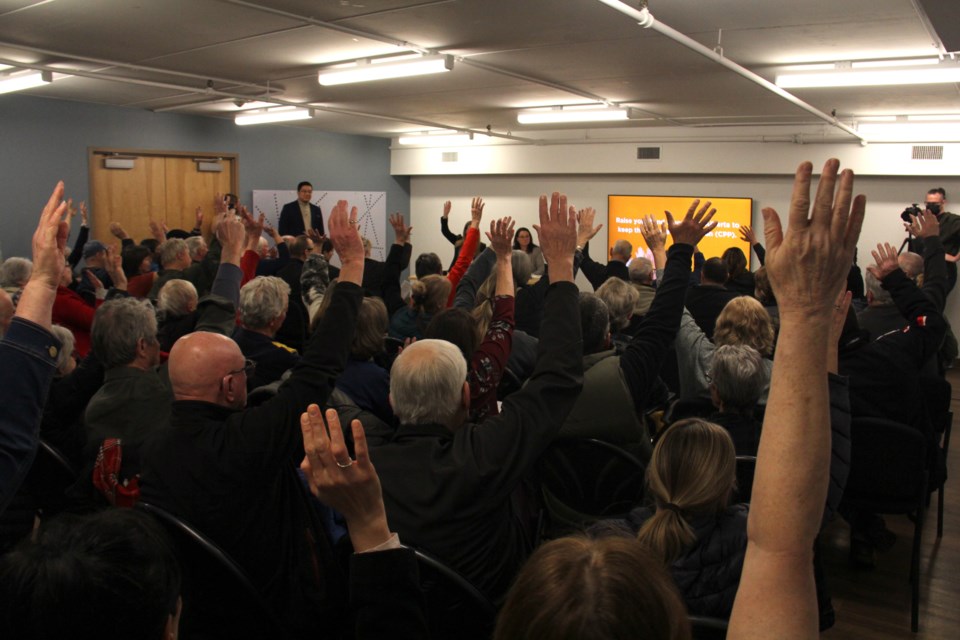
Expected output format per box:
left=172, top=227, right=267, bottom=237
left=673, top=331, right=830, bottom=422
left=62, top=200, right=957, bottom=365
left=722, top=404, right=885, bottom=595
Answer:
left=0, top=509, right=181, bottom=640
left=289, top=235, right=311, bottom=258
left=297, top=181, right=313, bottom=192
left=928, top=187, right=946, bottom=199
left=424, top=307, right=479, bottom=363
left=495, top=536, right=691, bottom=640
left=321, top=239, right=334, bottom=254
left=353, top=296, right=388, bottom=360
left=701, top=257, right=729, bottom=284
left=140, top=238, right=160, bottom=256
left=415, top=253, right=443, bottom=279
left=578, top=292, right=610, bottom=355
left=121, top=244, right=151, bottom=278
left=512, top=227, right=538, bottom=252
left=721, top=247, right=748, bottom=280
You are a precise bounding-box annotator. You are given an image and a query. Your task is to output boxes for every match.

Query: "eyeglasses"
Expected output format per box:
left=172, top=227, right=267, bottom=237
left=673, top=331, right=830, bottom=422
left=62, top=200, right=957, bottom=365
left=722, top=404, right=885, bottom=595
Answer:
left=227, top=358, right=256, bottom=377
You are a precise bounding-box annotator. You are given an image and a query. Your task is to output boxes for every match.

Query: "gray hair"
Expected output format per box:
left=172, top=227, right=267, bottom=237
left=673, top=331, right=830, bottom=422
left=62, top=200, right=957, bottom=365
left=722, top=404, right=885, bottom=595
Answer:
left=898, top=252, right=923, bottom=281
left=0, top=257, right=33, bottom=287
left=628, top=257, right=653, bottom=284
left=865, top=270, right=894, bottom=306
left=185, top=236, right=206, bottom=261
left=511, top=250, right=533, bottom=289
left=596, top=277, right=639, bottom=331
left=157, top=279, right=198, bottom=318
left=91, top=298, right=158, bottom=369
left=158, top=239, right=188, bottom=268
left=49, top=324, right=76, bottom=374
left=612, top=239, right=633, bottom=260
left=390, top=339, right=467, bottom=425
left=579, top=292, right=611, bottom=355
left=239, top=276, right=290, bottom=329
left=709, top=344, right=766, bottom=412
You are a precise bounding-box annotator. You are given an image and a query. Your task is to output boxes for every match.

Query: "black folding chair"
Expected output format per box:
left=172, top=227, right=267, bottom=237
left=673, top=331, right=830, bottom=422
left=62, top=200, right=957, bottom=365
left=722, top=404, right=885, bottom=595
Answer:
left=136, top=502, right=281, bottom=639
left=414, top=548, right=497, bottom=640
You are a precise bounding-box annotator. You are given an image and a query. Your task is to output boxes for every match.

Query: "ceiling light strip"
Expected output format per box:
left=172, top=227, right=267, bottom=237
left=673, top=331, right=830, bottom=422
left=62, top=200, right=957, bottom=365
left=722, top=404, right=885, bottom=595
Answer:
left=235, top=107, right=313, bottom=125
left=318, top=54, right=453, bottom=86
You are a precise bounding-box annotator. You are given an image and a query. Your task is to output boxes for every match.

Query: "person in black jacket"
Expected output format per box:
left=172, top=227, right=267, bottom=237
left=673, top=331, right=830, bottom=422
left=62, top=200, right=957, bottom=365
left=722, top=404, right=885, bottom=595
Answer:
left=278, top=181, right=324, bottom=237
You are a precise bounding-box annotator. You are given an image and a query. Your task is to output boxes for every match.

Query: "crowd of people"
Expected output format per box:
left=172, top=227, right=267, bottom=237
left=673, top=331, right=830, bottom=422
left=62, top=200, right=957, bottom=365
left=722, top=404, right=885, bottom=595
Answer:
left=0, top=159, right=951, bottom=639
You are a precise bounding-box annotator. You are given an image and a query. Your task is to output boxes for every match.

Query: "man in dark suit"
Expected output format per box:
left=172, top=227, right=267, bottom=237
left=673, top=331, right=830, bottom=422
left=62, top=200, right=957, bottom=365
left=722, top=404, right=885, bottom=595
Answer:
left=278, top=181, right=324, bottom=237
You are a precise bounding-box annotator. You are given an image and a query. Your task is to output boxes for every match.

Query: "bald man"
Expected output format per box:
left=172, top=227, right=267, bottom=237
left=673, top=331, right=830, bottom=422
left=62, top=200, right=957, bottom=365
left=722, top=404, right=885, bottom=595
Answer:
left=0, top=289, right=13, bottom=338
left=140, top=200, right=379, bottom=637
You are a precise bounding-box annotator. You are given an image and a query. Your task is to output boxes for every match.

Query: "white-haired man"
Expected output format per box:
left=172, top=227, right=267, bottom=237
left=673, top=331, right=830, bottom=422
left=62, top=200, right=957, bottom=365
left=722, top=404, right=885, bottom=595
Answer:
left=233, top=275, right=298, bottom=390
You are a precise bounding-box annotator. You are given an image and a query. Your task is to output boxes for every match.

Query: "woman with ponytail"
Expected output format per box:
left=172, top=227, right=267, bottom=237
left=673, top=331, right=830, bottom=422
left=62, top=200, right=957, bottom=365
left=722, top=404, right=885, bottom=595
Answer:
left=595, top=418, right=747, bottom=619
left=388, top=274, right=451, bottom=340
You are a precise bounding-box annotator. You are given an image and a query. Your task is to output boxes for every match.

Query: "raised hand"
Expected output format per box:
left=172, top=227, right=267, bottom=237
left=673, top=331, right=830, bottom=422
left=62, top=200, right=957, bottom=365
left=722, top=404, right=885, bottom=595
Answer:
left=738, top=224, right=757, bottom=246
left=639, top=215, right=668, bottom=251
left=78, top=201, right=88, bottom=227
left=666, top=199, right=718, bottom=247
left=866, top=242, right=900, bottom=281
left=442, top=200, right=451, bottom=219
left=31, top=182, right=70, bottom=292
left=109, top=221, right=129, bottom=240
left=214, top=192, right=227, bottom=216
left=104, top=244, right=127, bottom=291
left=215, top=211, right=245, bottom=265
left=263, top=219, right=282, bottom=244
left=470, top=197, right=485, bottom=228
left=194, top=206, right=204, bottom=229
left=576, top=207, right=603, bottom=247
left=148, top=220, right=165, bottom=243
left=761, top=159, right=865, bottom=316
left=83, top=269, right=104, bottom=291
left=327, top=200, right=365, bottom=285
left=486, top=216, right=516, bottom=260
left=389, top=212, right=413, bottom=245
left=534, top=192, right=578, bottom=283
left=299, top=405, right=390, bottom=552
left=905, top=209, right=940, bottom=239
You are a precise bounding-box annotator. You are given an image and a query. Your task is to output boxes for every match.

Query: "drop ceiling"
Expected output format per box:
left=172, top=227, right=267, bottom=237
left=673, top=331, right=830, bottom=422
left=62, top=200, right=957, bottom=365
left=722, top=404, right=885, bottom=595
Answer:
left=0, top=0, right=956, bottom=143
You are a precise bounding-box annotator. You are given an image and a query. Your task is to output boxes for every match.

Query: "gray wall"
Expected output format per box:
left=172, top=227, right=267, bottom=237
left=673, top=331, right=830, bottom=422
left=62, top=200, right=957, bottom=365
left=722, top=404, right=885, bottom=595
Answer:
left=0, top=94, right=409, bottom=259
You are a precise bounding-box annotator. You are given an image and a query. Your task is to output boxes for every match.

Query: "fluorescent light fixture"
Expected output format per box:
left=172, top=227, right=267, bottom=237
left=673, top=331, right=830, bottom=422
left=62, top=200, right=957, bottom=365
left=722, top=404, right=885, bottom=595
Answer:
left=907, top=114, right=960, bottom=122
left=517, top=105, right=637, bottom=124
left=858, top=122, right=960, bottom=142
left=856, top=115, right=898, bottom=123
left=235, top=106, right=313, bottom=126
left=398, top=131, right=472, bottom=146
left=0, top=70, right=52, bottom=95
left=776, top=59, right=960, bottom=88
left=318, top=54, right=453, bottom=86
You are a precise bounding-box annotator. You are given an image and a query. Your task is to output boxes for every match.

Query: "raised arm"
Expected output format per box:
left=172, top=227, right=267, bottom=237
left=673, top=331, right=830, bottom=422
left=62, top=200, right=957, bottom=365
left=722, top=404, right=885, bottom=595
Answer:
left=445, top=197, right=484, bottom=301
left=739, top=225, right=766, bottom=265
left=905, top=210, right=948, bottom=311
left=440, top=200, right=460, bottom=245
left=729, top=159, right=865, bottom=639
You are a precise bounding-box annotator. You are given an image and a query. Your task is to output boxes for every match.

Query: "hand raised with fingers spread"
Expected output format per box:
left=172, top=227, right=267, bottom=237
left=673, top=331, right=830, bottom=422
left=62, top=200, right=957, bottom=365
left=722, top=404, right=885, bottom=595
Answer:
left=79, top=201, right=88, bottom=227
left=104, top=244, right=127, bottom=290
left=639, top=215, right=668, bottom=251
left=486, top=216, right=516, bottom=260
left=762, top=159, right=866, bottom=316
left=666, top=199, right=718, bottom=247
left=576, top=207, right=603, bottom=247
left=866, top=242, right=900, bottom=281
left=215, top=211, right=245, bottom=262
left=906, top=210, right=940, bottom=239
left=389, top=212, right=413, bottom=245
left=214, top=192, right=227, bottom=215
left=738, top=225, right=757, bottom=246
left=328, top=200, right=365, bottom=284
left=534, top=192, right=578, bottom=283
left=195, top=206, right=204, bottom=228
left=470, top=197, right=485, bottom=228
left=148, top=220, right=165, bottom=243
left=299, top=405, right=390, bottom=552
left=109, top=221, right=129, bottom=241
left=442, top=200, right=451, bottom=219
left=31, top=181, right=70, bottom=291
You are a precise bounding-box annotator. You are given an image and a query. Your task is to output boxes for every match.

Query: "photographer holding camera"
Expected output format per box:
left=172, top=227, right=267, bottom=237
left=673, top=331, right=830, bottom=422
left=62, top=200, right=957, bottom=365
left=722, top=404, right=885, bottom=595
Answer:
left=906, top=187, right=960, bottom=293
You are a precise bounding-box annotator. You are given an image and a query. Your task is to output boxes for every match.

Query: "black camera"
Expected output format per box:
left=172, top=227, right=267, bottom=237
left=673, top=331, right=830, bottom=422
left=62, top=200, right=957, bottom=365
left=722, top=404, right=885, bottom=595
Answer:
left=901, top=204, right=923, bottom=222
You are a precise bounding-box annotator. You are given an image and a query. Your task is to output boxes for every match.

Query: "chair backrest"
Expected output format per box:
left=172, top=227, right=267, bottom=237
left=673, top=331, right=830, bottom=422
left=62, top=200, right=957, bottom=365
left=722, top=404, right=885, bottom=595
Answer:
left=733, top=455, right=757, bottom=504
left=537, top=438, right=646, bottom=532
left=844, top=417, right=928, bottom=509
left=136, top=502, right=281, bottom=639
left=22, top=439, right=79, bottom=517
left=689, top=614, right=729, bottom=639
left=414, top=548, right=497, bottom=640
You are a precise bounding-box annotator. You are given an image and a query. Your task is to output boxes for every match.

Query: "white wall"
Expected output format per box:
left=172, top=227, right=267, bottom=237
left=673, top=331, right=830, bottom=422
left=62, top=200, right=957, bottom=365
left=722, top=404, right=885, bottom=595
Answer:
left=405, top=172, right=960, bottom=326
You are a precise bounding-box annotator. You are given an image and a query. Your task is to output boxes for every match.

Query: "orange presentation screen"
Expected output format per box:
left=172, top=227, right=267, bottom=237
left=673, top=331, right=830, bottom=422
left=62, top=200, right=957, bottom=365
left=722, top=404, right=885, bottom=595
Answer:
left=607, top=195, right=754, bottom=266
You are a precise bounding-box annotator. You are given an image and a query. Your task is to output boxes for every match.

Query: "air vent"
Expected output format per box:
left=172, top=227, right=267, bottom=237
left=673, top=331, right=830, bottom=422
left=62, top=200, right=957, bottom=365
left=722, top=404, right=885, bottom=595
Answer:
left=636, top=146, right=661, bottom=160
left=441, top=151, right=459, bottom=163
left=912, top=145, right=944, bottom=160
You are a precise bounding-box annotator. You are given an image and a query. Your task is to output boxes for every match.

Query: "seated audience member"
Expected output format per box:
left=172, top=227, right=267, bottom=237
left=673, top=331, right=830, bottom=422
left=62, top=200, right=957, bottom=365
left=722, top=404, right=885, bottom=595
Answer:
left=415, top=252, right=443, bottom=279
left=596, top=276, right=640, bottom=351
left=53, top=250, right=128, bottom=358
left=684, top=257, right=738, bottom=338
left=495, top=536, right=689, bottom=640
left=706, top=344, right=765, bottom=455
left=738, top=224, right=765, bottom=267
left=156, top=279, right=199, bottom=352
left=752, top=265, right=779, bottom=334
left=856, top=248, right=924, bottom=341
left=0, top=181, right=73, bottom=514
left=120, top=243, right=157, bottom=297
left=722, top=246, right=754, bottom=296
left=513, top=226, right=544, bottom=276
left=580, top=237, right=631, bottom=290
left=371, top=193, right=584, bottom=602
left=140, top=201, right=405, bottom=637
left=186, top=234, right=207, bottom=264
left=276, top=234, right=311, bottom=302
left=41, top=340, right=105, bottom=469
left=235, top=276, right=299, bottom=390
left=628, top=256, right=657, bottom=318
left=426, top=217, right=517, bottom=421
left=559, top=206, right=716, bottom=461
left=148, top=238, right=196, bottom=299
left=676, top=296, right=775, bottom=402
left=253, top=224, right=290, bottom=277
left=389, top=274, right=450, bottom=340
left=596, top=419, right=746, bottom=619
left=495, top=159, right=866, bottom=640
left=0, top=289, right=13, bottom=336
left=440, top=199, right=487, bottom=269
left=320, top=237, right=341, bottom=279
left=362, top=213, right=413, bottom=315
left=0, top=508, right=183, bottom=640
left=76, top=240, right=114, bottom=302
left=0, top=256, right=32, bottom=293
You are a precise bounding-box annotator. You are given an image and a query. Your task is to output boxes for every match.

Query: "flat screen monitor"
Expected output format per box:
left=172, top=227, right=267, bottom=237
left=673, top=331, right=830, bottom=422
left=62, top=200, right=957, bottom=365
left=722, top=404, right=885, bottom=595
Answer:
left=607, top=194, right=754, bottom=267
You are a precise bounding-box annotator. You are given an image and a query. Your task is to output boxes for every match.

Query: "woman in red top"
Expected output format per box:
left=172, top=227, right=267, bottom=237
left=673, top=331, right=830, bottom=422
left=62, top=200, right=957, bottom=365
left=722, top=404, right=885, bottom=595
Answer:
left=52, top=248, right=127, bottom=357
